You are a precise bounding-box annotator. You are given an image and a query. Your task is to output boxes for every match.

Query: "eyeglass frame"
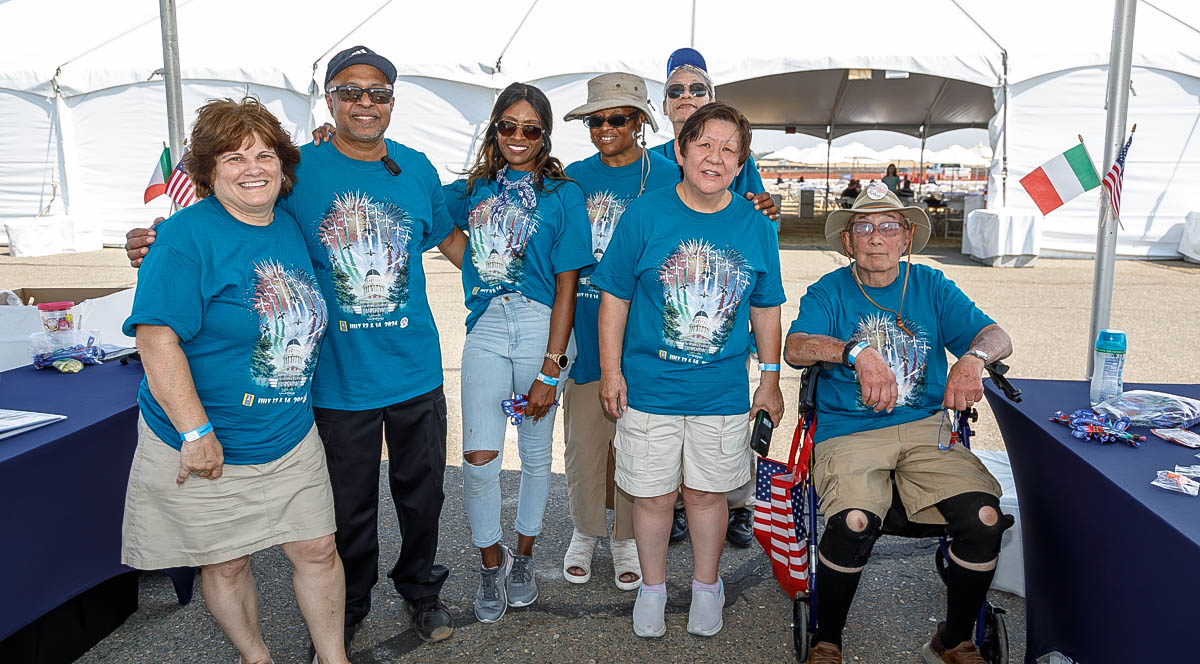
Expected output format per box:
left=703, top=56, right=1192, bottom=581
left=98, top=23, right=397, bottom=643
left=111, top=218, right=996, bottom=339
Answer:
left=582, top=112, right=640, bottom=130
left=325, top=85, right=394, bottom=104
left=665, top=82, right=711, bottom=99
left=494, top=119, right=545, bottom=140
left=845, top=219, right=910, bottom=239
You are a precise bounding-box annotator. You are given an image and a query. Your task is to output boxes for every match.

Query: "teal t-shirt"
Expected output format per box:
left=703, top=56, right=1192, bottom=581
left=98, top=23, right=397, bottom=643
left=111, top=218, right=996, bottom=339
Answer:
left=786, top=263, right=995, bottom=443
left=123, top=197, right=328, bottom=464
left=882, top=174, right=901, bottom=193
left=443, top=171, right=595, bottom=332
left=277, top=140, right=454, bottom=410
left=564, top=150, right=679, bottom=384
left=652, top=138, right=765, bottom=196
left=590, top=187, right=786, bottom=416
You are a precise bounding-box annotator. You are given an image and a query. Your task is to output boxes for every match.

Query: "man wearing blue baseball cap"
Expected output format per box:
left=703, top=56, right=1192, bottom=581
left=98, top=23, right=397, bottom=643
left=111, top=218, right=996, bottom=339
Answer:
left=656, top=47, right=778, bottom=551
left=125, top=45, right=464, bottom=651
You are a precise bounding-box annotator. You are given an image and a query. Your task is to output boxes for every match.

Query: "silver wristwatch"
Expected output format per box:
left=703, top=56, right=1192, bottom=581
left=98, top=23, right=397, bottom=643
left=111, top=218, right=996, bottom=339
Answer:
left=545, top=352, right=569, bottom=370
left=966, top=348, right=990, bottom=363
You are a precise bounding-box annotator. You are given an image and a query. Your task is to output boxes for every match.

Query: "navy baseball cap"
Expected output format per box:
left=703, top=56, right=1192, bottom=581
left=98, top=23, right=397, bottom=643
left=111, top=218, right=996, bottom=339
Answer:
left=324, top=46, right=397, bottom=87
left=666, top=47, right=707, bottom=77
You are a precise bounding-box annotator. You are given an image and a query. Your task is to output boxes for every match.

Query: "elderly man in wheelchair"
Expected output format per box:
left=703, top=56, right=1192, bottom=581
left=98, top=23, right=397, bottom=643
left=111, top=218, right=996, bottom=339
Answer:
left=783, top=184, right=1014, bottom=664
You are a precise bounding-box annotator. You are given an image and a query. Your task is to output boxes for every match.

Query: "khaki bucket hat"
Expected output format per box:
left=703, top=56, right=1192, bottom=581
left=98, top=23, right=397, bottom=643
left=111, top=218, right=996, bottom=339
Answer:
left=825, top=183, right=932, bottom=255
left=563, top=72, right=659, bottom=133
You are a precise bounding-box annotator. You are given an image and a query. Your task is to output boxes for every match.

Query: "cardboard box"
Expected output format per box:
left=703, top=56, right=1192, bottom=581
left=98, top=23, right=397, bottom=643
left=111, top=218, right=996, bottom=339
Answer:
left=0, top=287, right=134, bottom=372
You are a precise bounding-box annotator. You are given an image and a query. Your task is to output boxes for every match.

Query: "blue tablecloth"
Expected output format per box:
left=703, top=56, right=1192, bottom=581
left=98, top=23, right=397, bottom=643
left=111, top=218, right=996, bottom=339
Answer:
left=985, top=379, right=1200, bottom=663
left=0, top=360, right=145, bottom=640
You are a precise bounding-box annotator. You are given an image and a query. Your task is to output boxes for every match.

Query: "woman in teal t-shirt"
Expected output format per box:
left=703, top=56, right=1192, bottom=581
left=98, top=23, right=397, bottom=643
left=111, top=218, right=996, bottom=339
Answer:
left=442, top=83, right=594, bottom=624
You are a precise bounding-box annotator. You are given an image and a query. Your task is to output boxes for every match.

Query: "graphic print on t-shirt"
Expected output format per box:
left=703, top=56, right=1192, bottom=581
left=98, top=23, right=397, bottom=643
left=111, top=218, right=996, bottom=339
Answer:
left=317, top=191, right=413, bottom=320
left=851, top=313, right=930, bottom=407
left=579, top=191, right=631, bottom=295
left=249, top=260, right=328, bottom=395
left=658, top=239, right=751, bottom=362
left=467, top=195, right=540, bottom=286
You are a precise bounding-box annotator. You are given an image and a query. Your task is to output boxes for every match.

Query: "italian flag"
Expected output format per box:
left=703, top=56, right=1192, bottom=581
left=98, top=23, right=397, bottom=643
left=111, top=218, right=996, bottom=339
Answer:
left=143, top=146, right=172, bottom=204
left=1019, top=143, right=1101, bottom=215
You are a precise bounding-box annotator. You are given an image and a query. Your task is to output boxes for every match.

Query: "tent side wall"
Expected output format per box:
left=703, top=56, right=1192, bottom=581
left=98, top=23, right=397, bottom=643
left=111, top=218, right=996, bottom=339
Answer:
left=0, top=90, right=62, bottom=219
left=988, top=65, right=1200, bottom=257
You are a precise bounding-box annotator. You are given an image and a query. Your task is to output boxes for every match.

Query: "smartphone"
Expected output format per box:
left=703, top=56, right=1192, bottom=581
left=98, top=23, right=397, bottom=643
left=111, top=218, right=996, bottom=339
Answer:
left=750, top=410, right=774, bottom=457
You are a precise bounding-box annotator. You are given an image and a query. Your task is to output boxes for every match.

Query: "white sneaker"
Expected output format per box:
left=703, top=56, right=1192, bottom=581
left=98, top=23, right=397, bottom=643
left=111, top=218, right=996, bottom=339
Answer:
left=687, top=578, right=725, bottom=637
left=632, top=586, right=668, bottom=637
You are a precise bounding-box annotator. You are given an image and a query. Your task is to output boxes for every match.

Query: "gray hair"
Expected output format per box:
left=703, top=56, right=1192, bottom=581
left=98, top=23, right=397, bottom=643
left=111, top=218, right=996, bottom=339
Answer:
left=665, top=64, right=715, bottom=99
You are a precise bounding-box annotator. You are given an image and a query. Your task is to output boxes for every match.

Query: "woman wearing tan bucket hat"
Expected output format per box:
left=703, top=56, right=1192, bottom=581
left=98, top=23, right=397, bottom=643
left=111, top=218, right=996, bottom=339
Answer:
left=559, top=72, right=679, bottom=592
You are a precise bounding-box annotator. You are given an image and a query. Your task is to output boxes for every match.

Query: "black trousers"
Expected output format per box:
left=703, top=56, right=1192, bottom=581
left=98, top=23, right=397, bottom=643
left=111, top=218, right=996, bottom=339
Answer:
left=315, top=386, right=450, bottom=625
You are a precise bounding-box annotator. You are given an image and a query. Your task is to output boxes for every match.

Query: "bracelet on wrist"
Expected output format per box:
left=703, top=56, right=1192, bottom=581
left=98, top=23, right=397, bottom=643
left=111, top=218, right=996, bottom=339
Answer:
left=179, top=422, right=213, bottom=443
left=536, top=372, right=559, bottom=387
left=845, top=341, right=870, bottom=369
left=759, top=363, right=781, bottom=372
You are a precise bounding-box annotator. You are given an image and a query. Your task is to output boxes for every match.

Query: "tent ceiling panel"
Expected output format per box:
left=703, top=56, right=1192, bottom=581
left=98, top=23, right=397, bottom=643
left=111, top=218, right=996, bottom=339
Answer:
left=719, top=70, right=995, bottom=139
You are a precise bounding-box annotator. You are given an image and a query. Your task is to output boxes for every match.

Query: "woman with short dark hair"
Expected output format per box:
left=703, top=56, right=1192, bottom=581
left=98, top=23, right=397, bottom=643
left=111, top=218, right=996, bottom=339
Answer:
left=122, top=97, right=348, bottom=664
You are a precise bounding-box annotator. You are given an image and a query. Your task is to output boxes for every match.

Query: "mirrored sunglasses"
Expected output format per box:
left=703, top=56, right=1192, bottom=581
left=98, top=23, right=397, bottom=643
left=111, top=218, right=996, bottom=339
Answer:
left=327, top=85, right=394, bottom=104
left=582, top=112, right=639, bottom=129
left=665, top=82, right=710, bottom=99
left=495, top=120, right=544, bottom=140
left=849, top=220, right=907, bottom=238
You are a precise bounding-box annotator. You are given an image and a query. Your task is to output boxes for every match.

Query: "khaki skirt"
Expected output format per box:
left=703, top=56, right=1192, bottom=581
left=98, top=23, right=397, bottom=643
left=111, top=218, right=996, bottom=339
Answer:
left=121, top=416, right=336, bottom=569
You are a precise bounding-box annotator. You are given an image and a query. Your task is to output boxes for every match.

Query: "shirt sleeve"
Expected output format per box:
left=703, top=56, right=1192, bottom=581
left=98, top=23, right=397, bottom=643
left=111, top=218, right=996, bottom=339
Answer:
left=122, top=242, right=205, bottom=342
left=421, top=161, right=454, bottom=252
left=788, top=278, right=836, bottom=340
left=749, top=223, right=786, bottom=308
left=549, top=182, right=596, bottom=274
left=590, top=196, right=644, bottom=300
left=936, top=270, right=996, bottom=357
left=442, top=179, right=470, bottom=230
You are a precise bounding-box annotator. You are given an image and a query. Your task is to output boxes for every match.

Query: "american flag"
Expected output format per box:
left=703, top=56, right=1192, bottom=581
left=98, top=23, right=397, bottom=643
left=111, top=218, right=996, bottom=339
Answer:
left=754, top=449, right=810, bottom=596
left=165, top=160, right=198, bottom=208
left=1102, top=132, right=1133, bottom=220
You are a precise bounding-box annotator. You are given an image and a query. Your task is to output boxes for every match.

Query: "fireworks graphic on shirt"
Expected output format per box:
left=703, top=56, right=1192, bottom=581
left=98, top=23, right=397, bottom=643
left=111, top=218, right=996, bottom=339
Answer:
left=249, top=261, right=328, bottom=394
left=851, top=313, right=930, bottom=407
left=586, top=191, right=630, bottom=262
left=316, top=191, right=413, bottom=320
left=658, top=239, right=752, bottom=360
left=467, top=194, right=540, bottom=286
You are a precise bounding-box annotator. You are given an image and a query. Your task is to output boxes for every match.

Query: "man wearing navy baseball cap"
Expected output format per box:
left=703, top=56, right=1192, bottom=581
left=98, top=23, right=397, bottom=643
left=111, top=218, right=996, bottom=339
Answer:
left=655, top=47, right=779, bottom=551
left=125, top=44, right=465, bottom=650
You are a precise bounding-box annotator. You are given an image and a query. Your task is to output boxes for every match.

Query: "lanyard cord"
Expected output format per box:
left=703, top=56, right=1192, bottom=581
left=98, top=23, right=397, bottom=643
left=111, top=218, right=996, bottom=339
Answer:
left=849, top=226, right=917, bottom=338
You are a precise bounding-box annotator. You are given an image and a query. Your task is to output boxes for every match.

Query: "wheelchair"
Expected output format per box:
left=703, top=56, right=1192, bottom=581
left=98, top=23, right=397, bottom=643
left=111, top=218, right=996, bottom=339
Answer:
left=787, top=362, right=1023, bottom=663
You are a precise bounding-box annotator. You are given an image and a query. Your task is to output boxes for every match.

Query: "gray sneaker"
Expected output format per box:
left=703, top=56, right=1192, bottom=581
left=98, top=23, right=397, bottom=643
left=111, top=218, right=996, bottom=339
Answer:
left=687, top=578, right=725, bottom=637
left=506, top=547, right=538, bottom=607
left=474, top=547, right=513, bottom=623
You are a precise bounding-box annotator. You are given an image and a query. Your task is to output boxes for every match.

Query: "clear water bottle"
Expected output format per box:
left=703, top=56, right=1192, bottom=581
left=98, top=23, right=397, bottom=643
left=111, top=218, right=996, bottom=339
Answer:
left=1089, top=329, right=1126, bottom=405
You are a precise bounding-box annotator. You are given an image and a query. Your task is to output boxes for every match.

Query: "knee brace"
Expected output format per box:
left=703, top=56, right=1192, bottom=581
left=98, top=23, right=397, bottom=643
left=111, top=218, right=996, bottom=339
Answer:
left=818, top=509, right=883, bottom=568
left=939, top=492, right=1013, bottom=564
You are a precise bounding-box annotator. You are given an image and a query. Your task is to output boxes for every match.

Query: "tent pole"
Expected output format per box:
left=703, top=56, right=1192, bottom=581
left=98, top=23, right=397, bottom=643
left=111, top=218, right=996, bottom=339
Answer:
left=690, top=0, right=697, bottom=47
left=1001, top=50, right=1009, bottom=206
left=158, top=0, right=185, bottom=167
left=919, top=132, right=926, bottom=195
left=1086, top=0, right=1138, bottom=379
left=824, top=130, right=832, bottom=211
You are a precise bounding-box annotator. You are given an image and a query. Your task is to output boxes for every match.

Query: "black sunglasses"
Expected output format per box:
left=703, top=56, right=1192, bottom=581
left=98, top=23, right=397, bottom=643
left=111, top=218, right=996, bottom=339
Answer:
left=327, top=85, right=394, bottom=104
left=583, top=112, right=639, bottom=129
left=665, top=83, right=710, bottom=99
left=495, top=120, right=544, bottom=140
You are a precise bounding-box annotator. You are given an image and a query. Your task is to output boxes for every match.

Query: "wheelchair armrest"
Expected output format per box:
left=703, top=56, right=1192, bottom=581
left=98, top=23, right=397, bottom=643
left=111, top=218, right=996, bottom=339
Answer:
left=985, top=361, right=1022, bottom=403
left=797, top=365, right=823, bottom=414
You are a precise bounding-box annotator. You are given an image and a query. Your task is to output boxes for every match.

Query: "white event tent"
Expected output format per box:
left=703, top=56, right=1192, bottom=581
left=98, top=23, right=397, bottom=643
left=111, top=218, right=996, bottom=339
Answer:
left=1, top=0, right=1198, bottom=257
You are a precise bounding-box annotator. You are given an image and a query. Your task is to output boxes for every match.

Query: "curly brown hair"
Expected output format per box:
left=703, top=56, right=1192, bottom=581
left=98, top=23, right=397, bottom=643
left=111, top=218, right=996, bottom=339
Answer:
left=675, top=101, right=752, bottom=167
left=462, top=82, right=570, bottom=196
left=183, top=97, right=300, bottom=199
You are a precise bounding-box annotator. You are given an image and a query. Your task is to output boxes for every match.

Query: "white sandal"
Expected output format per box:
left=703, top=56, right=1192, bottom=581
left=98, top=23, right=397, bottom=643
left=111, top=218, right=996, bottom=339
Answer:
left=562, top=528, right=598, bottom=584
left=610, top=537, right=642, bottom=591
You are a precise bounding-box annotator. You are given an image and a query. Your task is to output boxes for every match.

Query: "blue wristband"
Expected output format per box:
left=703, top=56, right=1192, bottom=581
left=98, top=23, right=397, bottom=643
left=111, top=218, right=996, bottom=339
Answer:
left=179, top=422, right=213, bottom=442
left=536, top=372, right=559, bottom=387
left=847, top=341, right=870, bottom=368
left=759, top=363, right=781, bottom=372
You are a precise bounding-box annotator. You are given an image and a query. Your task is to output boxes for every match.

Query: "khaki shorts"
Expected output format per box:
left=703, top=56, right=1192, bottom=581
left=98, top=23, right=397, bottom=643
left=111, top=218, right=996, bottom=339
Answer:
left=122, top=416, right=336, bottom=569
left=812, top=413, right=1002, bottom=525
left=613, top=406, right=752, bottom=498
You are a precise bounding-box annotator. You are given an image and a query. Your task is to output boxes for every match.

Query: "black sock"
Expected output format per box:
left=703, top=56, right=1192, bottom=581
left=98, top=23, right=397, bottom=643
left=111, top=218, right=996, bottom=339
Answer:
left=813, top=558, right=863, bottom=649
left=942, top=554, right=997, bottom=648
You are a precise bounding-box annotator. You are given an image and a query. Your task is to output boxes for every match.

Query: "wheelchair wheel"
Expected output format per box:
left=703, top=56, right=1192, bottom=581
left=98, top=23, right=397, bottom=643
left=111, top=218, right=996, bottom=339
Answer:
left=792, top=596, right=811, bottom=661
left=934, top=545, right=948, bottom=585
left=979, top=604, right=1009, bottom=664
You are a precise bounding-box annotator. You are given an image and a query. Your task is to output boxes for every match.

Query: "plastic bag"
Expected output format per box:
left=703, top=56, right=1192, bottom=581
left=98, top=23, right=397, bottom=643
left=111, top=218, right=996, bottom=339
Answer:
left=29, top=330, right=105, bottom=370
left=1152, top=470, right=1199, bottom=496
left=1151, top=428, right=1200, bottom=449
left=1094, top=390, right=1200, bottom=429
left=1174, top=465, right=1200, bottom=478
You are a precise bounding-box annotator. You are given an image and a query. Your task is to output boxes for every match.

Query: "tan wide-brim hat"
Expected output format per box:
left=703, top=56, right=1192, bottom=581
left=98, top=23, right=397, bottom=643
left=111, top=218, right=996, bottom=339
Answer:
left=825, top=183, right=932, bottom=255
left=563, top=72, right=659, bottom=133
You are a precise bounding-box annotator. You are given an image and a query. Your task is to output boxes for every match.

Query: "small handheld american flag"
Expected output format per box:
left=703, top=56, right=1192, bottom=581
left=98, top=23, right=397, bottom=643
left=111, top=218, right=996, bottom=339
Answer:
left=1102, top=127, right=1134, bottom=223
left=165, top=159, right=198, bottom=208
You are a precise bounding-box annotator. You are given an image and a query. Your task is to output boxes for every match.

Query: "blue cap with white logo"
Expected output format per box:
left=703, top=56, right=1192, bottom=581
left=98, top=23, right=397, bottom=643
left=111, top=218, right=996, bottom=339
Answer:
left=666, top=47, right=707, bottom=77
left=325, top=45, right=397, bottom=87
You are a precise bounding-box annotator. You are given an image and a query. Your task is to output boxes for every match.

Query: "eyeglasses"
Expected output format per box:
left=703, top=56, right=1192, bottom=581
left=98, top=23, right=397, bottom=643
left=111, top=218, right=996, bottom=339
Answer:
left=326, top=85, right=394, bottom=104
left=848, top=220, right=908, bottom=238
left=583, top=113, right=639, bottom=129
left=495, top=120, right=544, bottom=140
left=665, top=83, right=710, bottom=99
